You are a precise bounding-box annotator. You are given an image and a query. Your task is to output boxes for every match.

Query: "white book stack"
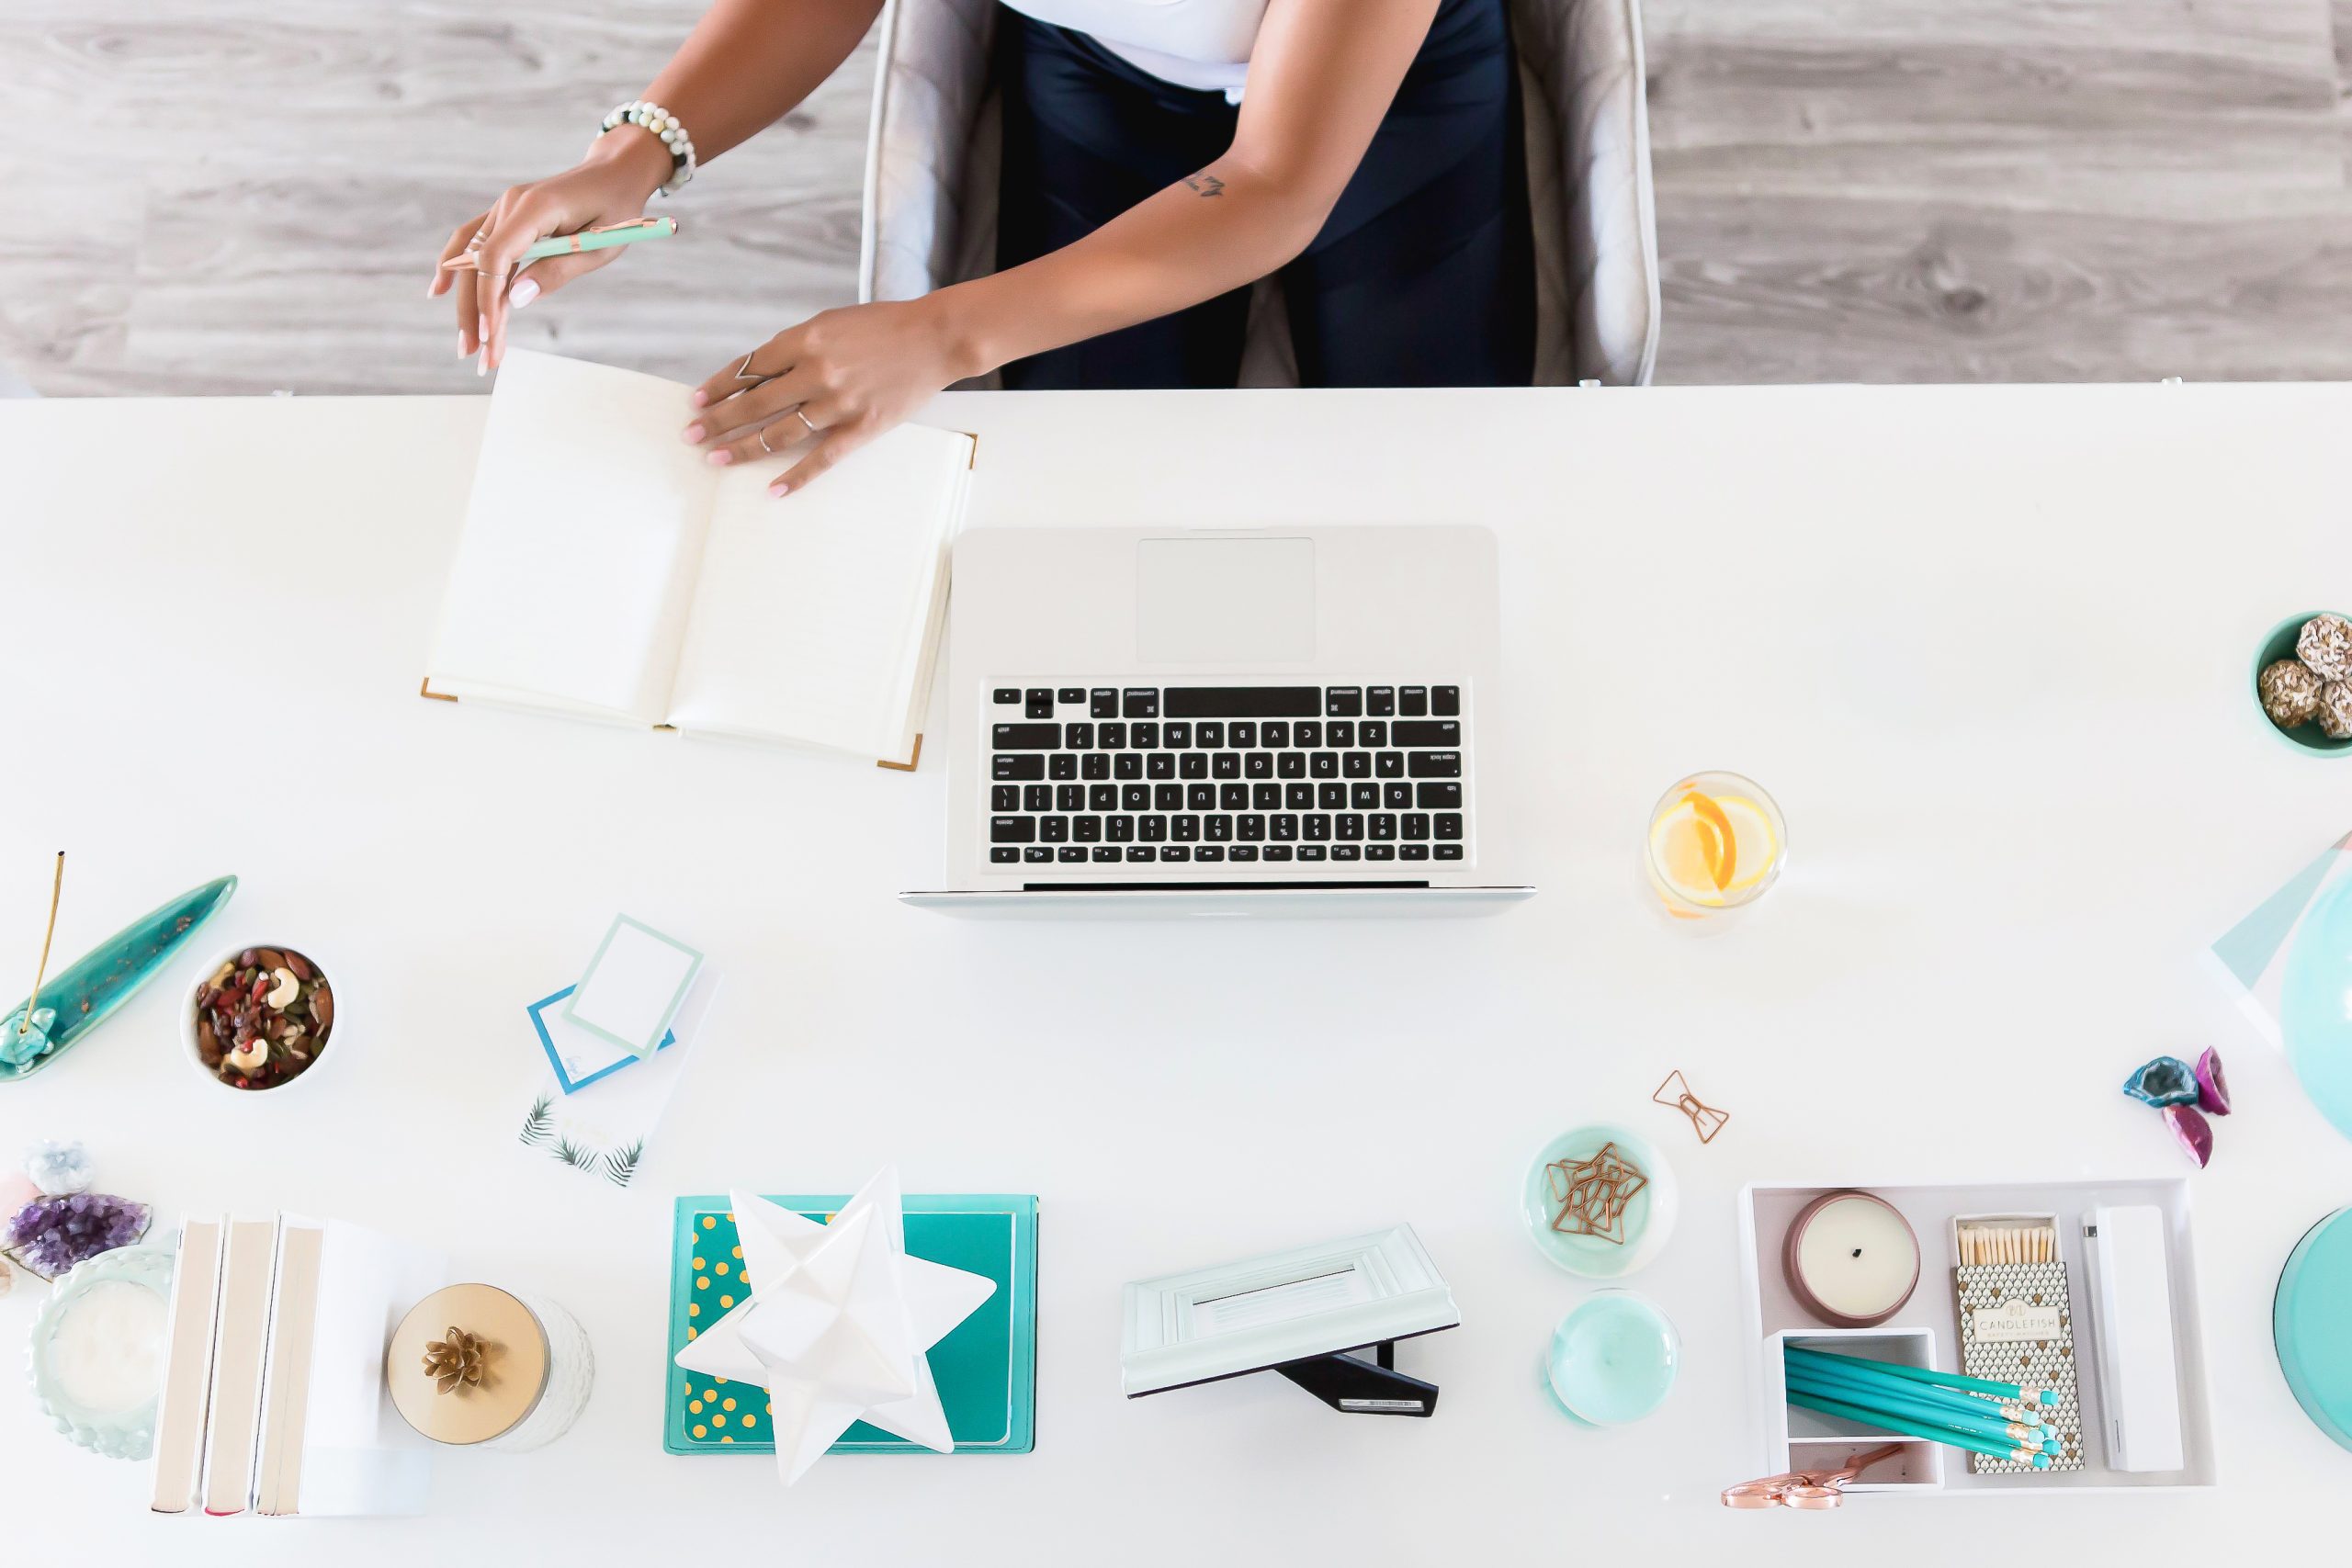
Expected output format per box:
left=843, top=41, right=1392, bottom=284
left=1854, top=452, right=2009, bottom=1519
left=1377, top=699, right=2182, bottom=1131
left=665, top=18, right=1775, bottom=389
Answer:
left=148, top=1214, right=444, bottom=1518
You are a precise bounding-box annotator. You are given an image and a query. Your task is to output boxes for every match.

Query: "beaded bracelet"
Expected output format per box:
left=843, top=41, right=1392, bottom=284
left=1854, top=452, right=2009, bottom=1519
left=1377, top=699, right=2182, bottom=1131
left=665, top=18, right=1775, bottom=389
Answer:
left=600, top=100, right=696, bottom=195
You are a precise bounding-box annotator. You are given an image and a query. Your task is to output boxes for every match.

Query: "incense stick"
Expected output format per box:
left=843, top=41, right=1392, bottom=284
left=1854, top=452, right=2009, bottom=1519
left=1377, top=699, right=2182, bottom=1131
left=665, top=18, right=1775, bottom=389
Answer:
left=18, top=851, right=63, bottom=1041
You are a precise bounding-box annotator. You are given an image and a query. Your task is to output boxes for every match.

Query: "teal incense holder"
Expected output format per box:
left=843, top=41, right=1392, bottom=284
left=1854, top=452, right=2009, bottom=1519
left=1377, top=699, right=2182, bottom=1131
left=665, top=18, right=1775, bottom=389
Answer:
left=2, top=875, right=237, bottom=1083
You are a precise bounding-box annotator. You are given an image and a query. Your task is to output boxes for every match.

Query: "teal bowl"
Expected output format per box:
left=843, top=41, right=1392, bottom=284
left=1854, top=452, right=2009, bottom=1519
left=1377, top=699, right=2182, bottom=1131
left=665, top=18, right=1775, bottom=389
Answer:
left=2253, top=613, right=2352, bottom=757
left=2276, top=1209, right=2352, bottom=1451
left=1546, top=1292, right=1679, bottom=1426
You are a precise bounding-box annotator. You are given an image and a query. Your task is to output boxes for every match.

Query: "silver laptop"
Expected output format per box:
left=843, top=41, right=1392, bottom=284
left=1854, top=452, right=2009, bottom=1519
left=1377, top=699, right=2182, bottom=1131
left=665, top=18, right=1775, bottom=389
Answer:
left=899, top=525, right=1533, bottom=913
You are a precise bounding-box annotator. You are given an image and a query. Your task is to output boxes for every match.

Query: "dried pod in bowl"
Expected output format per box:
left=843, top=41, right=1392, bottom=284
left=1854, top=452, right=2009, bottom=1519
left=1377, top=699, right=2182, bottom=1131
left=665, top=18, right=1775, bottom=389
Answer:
left=2163, top=1103, right=2214, bottom=1168
left=2298, top=614, right=2352, bottom=685
left=2195, top=1047, right=2231, bottom=1116
left=2318, top=682, right=2352, bottom=741
left=2260, top=659, right=2325, bottom=728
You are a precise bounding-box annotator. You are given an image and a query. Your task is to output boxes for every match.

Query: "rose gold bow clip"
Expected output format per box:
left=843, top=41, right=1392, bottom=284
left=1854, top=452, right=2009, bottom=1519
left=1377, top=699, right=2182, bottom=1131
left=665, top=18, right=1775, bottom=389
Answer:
left=1653, top=1069, right=1729, bottom=1144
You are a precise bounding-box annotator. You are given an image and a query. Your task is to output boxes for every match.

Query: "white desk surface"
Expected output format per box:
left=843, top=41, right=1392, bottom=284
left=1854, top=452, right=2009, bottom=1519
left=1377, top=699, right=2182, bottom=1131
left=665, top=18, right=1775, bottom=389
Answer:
left=4, top=381, right=2349, bottom=1562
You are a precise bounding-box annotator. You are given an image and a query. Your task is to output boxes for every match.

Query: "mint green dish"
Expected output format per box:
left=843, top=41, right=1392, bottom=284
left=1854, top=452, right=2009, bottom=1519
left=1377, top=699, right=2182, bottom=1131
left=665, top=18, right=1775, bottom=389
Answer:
left=27, top=1244, right=177, bottom=1461
left=1520, top=1123, right=1678, bottom=1279
left=2276, top=1209, right=2352, bottom=1450
left=2253, top=613, right=2352, bottom=757
left=1547, top=1292, right=1679, bottom=1425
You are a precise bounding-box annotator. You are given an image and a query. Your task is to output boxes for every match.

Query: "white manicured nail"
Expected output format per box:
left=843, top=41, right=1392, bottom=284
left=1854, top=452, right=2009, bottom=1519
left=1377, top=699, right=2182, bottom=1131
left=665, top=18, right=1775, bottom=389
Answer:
left=509, top=276, right=539, bottom=308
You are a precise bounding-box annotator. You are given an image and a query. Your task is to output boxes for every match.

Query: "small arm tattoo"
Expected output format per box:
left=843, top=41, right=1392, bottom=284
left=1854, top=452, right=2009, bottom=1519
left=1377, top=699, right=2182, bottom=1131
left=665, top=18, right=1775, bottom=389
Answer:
left=1184, top=174, right=1227, bottom=197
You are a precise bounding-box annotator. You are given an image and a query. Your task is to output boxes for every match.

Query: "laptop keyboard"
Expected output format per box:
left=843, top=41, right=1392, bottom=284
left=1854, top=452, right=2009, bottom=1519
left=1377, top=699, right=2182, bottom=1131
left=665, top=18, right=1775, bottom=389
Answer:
left=983, top=682, right=1471, bottom=871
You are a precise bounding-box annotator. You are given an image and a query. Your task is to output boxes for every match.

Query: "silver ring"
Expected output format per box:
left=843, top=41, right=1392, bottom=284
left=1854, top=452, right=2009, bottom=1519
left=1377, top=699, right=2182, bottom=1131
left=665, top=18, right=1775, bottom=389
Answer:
left=467, top=232, right=487, bottom=250
left=794, top=409, right=819, bottom=436
left=732, top=353, right=772, bottom=387
left=758, top=427, right=775, bottom=455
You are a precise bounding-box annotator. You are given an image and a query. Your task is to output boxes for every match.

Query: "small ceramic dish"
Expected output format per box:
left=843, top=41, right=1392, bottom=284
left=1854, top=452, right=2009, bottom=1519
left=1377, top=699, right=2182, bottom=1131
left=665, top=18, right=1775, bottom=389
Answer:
left=1520, top=1122, right=1678, bottom=1278
left=181, top=941, right=342, bottom=1095
left=2252, top=613, right=2352, bottom=757
left=27, top=1243, right=177, bottom=1461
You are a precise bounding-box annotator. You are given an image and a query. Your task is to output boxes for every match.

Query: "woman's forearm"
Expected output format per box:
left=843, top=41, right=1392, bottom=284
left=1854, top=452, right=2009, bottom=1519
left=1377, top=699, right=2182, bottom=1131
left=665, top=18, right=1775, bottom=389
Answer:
left=618, top=0, right=884, bottom=169
left=937, top=154, right=1326, bottom=376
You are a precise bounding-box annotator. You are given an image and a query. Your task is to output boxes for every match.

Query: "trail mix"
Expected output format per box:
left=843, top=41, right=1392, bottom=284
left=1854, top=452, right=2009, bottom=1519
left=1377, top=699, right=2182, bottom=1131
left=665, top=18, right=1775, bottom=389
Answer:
left=194, top=947, right=334, bottom=1089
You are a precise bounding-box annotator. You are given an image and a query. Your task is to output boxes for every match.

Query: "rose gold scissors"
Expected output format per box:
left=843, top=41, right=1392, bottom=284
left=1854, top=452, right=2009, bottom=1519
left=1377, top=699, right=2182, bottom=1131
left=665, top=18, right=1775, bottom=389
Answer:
left=1721, top=1444, right=1905, bottom=1509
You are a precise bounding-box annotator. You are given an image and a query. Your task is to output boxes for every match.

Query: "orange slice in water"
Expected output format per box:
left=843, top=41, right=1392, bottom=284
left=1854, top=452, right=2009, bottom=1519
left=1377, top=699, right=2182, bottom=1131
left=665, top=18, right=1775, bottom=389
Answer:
left=1683, top=790, right=1737, bottom=890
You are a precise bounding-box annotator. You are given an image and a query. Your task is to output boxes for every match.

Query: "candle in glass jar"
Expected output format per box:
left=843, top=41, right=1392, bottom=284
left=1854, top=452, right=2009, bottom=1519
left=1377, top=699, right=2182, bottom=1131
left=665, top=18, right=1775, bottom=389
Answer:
left=49, top=1279, right=169, bottom=1413
left=1783, top=1190, right=1921, bottom=1327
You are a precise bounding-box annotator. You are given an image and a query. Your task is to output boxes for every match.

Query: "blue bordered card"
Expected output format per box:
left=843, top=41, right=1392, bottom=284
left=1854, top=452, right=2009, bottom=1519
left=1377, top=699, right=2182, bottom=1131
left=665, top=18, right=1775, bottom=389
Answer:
left=529, top=985, right=675, bottom=1095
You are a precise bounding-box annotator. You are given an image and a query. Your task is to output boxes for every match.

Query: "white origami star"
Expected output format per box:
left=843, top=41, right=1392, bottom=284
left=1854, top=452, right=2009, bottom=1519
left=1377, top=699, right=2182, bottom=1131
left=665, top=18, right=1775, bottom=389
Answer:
left=674, top=1168, right=996, bottom=1484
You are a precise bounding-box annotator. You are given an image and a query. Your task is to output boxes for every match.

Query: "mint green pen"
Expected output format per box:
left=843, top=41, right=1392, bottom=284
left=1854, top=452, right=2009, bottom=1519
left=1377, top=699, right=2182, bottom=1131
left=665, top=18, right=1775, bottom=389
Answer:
left=441, top=216, right=677, bottom=273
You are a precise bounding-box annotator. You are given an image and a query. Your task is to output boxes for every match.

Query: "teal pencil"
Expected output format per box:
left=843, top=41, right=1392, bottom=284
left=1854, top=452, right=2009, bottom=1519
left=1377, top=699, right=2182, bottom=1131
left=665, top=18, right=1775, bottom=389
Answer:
left=1784, top=1370, right=2041, bottom=1445
left=1788, top=1346, right=2061, bottom=1407
left=1787, top=1391, right=2052, bottom=1468
left=436, top=217, right=679, bottom=272
left=1785, top=1357, right=2041, bottom=1427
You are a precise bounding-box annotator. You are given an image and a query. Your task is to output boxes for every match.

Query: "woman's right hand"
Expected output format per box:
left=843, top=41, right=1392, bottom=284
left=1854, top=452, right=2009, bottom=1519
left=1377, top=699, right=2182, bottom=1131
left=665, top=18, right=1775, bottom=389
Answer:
left=430, top=130, right=673, bottom=373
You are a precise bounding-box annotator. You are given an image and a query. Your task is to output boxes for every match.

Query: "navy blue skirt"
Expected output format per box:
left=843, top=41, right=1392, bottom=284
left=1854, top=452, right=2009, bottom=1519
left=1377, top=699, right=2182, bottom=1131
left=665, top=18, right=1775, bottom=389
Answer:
left=995, top=0, right=1535, bottom=389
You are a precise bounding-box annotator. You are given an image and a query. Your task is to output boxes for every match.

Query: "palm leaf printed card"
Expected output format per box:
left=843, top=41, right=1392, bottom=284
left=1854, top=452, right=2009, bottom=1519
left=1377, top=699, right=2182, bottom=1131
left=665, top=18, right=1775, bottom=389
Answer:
left=514, top=965, right=719, bottom=1189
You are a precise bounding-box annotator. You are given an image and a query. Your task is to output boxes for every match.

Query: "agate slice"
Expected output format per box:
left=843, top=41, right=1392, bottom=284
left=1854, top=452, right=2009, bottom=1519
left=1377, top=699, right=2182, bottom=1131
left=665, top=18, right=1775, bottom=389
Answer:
left=2122, top=1055, right=2199, bottom=1109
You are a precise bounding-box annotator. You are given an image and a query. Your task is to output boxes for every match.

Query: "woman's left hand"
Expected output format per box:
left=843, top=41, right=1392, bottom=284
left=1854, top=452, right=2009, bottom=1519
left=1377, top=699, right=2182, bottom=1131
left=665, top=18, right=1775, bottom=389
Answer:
left=684, top=297, right=974, bottom=494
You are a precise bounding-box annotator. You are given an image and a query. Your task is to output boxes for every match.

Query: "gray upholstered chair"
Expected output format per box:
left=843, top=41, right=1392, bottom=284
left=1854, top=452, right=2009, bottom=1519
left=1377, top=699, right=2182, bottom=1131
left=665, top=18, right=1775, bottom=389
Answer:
left=857, top=0, right=1659, bottom=386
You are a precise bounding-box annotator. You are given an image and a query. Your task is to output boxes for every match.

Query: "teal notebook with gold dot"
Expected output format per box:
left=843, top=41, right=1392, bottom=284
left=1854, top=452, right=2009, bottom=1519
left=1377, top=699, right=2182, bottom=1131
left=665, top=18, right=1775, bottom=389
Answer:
left=662, top=1194, right=1037, bottom=1456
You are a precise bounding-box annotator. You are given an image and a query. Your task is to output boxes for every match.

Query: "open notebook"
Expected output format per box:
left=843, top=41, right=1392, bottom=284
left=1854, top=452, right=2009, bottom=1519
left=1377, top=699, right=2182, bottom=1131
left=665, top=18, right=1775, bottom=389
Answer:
left=425, top=348, right=974, bottom=768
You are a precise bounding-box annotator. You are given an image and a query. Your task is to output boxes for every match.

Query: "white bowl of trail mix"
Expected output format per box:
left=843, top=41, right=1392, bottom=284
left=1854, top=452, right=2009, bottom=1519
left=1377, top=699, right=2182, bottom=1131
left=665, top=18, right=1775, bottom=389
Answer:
left=182, top=944, right=339, bottom=1094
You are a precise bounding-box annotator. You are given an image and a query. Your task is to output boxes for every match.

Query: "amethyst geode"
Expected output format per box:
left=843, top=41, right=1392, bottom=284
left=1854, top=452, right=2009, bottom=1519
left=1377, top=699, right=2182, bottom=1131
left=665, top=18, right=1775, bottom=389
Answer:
left=4, top=1190, right=150, bottom=1280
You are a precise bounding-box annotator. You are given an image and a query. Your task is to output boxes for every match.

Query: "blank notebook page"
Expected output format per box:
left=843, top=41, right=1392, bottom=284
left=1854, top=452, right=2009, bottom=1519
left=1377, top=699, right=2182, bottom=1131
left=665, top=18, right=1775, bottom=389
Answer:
left=667, top=423, right=971, bottom=758
left=428, top=350, right=715, bottom=721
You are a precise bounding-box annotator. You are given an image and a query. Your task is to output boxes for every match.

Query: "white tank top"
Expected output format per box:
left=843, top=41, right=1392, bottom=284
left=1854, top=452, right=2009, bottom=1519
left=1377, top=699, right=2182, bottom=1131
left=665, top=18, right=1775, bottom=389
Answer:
left=997, top=0, right=1272, bottom=98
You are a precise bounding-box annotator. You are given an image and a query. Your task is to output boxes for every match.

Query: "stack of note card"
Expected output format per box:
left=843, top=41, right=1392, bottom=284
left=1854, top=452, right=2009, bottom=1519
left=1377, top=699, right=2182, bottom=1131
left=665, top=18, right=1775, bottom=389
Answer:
left=515, top=914, right=716, bottom=1188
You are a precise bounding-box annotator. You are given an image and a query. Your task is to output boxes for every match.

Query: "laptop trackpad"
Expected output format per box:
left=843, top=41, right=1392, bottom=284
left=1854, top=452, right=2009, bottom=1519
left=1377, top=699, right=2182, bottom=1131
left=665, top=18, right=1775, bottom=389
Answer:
left=1135, top=536, right=1317, bottom=666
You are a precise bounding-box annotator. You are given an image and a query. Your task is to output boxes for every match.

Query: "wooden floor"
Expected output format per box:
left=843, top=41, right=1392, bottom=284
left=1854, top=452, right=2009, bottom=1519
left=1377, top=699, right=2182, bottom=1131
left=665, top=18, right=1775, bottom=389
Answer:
left=5, top=0, right=2350, bottom=394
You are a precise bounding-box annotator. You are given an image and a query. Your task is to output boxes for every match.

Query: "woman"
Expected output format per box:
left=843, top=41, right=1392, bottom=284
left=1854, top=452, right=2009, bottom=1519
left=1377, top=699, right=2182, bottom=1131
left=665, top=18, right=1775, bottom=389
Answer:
left=433, top=0, right=1532, bottom=493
